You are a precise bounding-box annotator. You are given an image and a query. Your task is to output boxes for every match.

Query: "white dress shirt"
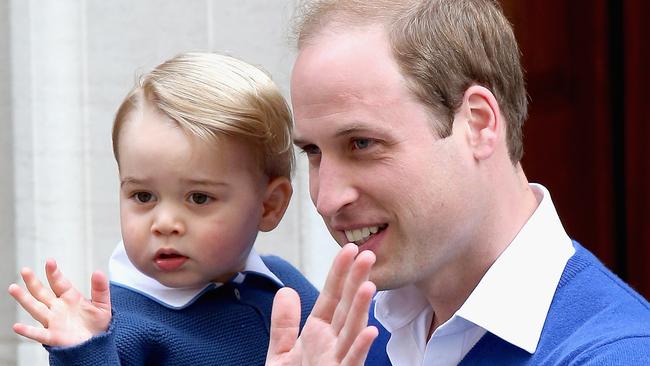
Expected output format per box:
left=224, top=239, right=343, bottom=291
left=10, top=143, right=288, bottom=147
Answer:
left=374, top=183, right=576, bottom=365
left=109, top=241, right=283, bottom=309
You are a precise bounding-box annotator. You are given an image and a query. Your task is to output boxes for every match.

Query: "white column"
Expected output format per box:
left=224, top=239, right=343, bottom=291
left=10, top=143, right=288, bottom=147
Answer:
left=0, top=0, right=17, bottom=363
left=11, top=1, right=90, bottom=364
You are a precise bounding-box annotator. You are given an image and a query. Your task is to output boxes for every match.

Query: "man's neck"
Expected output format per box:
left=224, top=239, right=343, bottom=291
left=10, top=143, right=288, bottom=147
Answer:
left=420, top=165, right=539, bottom=336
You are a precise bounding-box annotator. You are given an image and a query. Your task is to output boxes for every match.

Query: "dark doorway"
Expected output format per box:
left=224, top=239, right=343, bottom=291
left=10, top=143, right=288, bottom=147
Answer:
left=500, top=0, right=649, bottom=298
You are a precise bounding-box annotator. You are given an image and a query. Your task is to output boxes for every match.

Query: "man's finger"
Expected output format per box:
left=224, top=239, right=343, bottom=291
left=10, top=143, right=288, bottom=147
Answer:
left=90, top=271, right=111, bottom=312
left=331, top=250, right=375, bottom=333
left=45, top=259, right=73, bottom=298
left=335, top=280, right=376, bottom=361
left=267, top=287, right=301, bottom=359
left=341, top=326, right=379, bottom=366
left=310, top=244, right=358, bottom=323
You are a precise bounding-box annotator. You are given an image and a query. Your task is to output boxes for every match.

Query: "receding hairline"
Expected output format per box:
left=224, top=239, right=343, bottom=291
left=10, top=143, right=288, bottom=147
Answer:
left=293, top=0, right=411, bottom=49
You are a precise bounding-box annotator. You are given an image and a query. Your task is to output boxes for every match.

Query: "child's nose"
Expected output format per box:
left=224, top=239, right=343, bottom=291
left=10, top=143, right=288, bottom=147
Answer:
left=150, top=206, right=186, bottom=236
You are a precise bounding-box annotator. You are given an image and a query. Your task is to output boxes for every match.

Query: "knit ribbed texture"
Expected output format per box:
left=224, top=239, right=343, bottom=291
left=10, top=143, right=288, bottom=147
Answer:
left=458, top=241, right=650, bottom=365
left=368, top=302, right=392, bottom=365
left=365, top=242, right=650, bottom=365
left=46, top=255, right=318, bottom=366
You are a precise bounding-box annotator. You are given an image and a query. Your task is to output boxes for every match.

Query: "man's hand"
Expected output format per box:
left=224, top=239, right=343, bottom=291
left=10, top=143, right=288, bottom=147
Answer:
left=7, top=259, right=112, bottom=347
left=266, top=244, right=378, bottom=366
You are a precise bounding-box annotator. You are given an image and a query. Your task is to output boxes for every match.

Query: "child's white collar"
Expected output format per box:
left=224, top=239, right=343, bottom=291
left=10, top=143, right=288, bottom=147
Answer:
left=108, top=241, right=284, bottom=309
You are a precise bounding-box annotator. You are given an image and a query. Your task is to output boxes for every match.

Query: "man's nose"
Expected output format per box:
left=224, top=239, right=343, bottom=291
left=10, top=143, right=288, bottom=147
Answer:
left=311, top=157, right=359, bottom=218
left=151, top=203, right=185, bottom=236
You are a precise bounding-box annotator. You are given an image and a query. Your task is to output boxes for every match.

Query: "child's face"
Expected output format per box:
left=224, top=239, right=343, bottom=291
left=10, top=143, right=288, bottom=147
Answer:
left=116, top=104, right=269, bottom=288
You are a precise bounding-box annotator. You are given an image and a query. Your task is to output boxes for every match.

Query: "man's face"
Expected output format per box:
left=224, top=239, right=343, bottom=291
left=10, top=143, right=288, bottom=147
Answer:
left=291, top=25, right=479, bottom=290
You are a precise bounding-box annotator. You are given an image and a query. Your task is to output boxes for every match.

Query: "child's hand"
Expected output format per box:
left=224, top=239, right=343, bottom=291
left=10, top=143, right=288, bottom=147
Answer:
left=266, top=244, right=378, bottom=366
left=7, top=259, right=112, bottom=347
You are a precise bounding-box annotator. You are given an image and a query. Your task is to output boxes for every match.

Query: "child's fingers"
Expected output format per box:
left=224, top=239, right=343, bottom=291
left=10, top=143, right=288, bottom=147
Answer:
left=335, top=280, right=376, bottom=361
left=8, top=284, right=51, bottom=327
left=12, top=323, right=52, bottom=346
left=20, top=267, right=56, bottom=307
left=90, top=271, right=111, bottom=311
left=45, top=259, right=73, bottom=297
left=330, top=250, right=375, bottom=333
left=267, top=287, right=301, bottom=359
left=310, top=244, right=358, bottom=323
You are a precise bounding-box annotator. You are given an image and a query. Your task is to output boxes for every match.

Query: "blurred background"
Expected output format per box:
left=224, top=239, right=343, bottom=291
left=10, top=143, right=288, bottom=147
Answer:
left=0, top=1, right=648, bottom=365
left=500, top=0, right=650, bottom=305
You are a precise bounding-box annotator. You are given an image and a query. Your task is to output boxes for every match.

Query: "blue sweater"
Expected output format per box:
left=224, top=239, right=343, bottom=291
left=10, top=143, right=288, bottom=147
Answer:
left=369, top=242, right=650, bottom=365
left=46, top=255, right=319, bottom=366
left=460, top=242, right=650, bottom=365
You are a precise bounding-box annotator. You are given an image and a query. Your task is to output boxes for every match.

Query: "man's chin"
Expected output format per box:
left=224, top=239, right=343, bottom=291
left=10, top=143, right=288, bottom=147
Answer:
left=369, top=268, right=402, bottom=291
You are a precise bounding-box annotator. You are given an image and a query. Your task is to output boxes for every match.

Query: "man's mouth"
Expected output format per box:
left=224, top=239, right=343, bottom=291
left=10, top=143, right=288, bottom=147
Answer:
left=344, top=224, right=388, bottom=245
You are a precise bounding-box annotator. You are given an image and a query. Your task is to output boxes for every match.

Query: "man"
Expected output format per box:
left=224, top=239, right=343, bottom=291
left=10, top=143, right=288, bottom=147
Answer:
left=267, top=0, right=650, bottom=365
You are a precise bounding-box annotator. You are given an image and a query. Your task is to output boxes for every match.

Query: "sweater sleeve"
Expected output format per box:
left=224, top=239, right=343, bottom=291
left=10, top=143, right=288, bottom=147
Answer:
left=45, top=317, right=121, bottom=366
left=571, top=336, right=650, bottom=365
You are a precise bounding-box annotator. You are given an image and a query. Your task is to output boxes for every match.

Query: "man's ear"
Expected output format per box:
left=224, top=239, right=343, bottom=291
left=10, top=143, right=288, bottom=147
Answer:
left=259, top=176, right=293, bottom=232
left=462, top=85, right=501, bottom=161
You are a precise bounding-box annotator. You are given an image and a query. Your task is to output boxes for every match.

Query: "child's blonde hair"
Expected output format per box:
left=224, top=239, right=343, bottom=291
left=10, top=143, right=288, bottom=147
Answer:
left=112, top=52, right=294, bottom=179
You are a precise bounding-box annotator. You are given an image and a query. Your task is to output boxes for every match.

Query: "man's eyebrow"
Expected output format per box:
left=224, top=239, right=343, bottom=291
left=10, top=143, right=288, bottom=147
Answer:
left=293, top=124, right=391, bottom=146
left=334, top=123, right=390, bottom=137
left=293, top=136, right=309, bottom=146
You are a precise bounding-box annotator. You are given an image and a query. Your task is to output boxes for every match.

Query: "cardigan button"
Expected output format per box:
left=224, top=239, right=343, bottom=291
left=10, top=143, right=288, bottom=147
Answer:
left=234, top=288, right=241, bottom=300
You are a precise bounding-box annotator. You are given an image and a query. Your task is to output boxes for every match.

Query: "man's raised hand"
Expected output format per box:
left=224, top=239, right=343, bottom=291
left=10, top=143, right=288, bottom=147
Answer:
left=266, top=244, right=378, bottom=366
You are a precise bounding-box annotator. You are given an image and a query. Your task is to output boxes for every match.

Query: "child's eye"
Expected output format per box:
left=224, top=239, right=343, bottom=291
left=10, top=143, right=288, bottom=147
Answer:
left=189, top=193, right=211, bottom=205
left=134, top=192, right=154, bottom=203
left=351, top=138, right=373, bottom=150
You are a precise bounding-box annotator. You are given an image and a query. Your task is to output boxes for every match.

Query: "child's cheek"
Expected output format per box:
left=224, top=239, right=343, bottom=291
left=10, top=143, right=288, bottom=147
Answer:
left=196, top=219, right=227, bottom=254
left=121, top=213, right=147, bottom=245
left=195, top=219, right=252, bottom=265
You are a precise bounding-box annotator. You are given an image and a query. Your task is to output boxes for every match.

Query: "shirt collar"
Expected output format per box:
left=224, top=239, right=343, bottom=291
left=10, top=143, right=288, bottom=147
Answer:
left=109, top=241, right=284, bottom=309
left=375, top=183, right=575, bottom=354
left=457, top=183, right=574, bottom=353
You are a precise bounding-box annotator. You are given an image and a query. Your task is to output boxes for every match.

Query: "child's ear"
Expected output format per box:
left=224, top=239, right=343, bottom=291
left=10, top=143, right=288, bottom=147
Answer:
left=259, top=176, right=293, bottom=232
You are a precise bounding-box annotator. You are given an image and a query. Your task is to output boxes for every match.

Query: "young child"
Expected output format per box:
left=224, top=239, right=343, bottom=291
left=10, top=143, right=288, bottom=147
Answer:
left=8, top=52, right=318, bottom=365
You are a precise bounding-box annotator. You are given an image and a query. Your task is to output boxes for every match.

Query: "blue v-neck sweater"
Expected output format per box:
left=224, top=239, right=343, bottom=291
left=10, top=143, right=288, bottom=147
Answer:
left=459, top=242, right=650, bottom=365
left=368, top=242, right=650, bottom=365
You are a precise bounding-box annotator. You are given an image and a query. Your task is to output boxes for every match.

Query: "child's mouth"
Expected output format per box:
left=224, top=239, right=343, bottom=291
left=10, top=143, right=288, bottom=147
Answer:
left=154, top=252, right=188, bottom=271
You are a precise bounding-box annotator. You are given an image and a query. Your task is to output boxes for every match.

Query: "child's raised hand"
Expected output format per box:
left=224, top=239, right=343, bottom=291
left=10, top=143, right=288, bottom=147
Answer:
left=7, top=259, right=112, bottom=347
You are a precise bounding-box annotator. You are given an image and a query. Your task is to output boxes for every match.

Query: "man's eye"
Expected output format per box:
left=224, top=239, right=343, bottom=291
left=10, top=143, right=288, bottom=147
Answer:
left=134, top=192, right=154, bottom=203
left=190, top=193, right=211, bottom=205
left=351, top=138, right=373, bottom=150
left=300, top=144, right=321, bottom=156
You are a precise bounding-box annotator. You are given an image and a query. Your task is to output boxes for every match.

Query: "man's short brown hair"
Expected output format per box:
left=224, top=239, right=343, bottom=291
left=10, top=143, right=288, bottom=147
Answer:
left=294, top=0, right=528, bottom=163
